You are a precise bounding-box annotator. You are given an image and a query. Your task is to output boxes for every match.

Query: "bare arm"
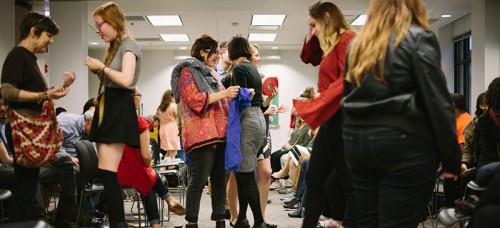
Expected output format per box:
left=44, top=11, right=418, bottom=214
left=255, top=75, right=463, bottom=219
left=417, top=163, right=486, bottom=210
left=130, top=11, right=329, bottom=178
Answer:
left=0, top=143, right=13, bottom=165
left=85, top=51, right=136, bottom=88
left=140, top=129, right=152, bottom=166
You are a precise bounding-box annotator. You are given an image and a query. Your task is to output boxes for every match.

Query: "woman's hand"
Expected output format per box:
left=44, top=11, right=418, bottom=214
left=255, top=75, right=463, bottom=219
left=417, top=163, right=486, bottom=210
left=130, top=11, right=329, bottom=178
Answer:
left=277, top=104, right=290, bottom=114
left=84, top=56, right=105, bottom=74
left=224, top=86, right=240, bottom=98
left=61, top=72, right=76, bottom=88
left=264, top=105, right=277, bottom=115
left=47, top=85, right=70, bottom=100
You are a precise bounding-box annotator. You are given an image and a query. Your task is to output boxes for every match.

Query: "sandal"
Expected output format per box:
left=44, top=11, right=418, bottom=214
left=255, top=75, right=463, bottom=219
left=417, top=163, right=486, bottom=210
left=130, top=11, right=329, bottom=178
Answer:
left=169, top=202, right=186, bottom=216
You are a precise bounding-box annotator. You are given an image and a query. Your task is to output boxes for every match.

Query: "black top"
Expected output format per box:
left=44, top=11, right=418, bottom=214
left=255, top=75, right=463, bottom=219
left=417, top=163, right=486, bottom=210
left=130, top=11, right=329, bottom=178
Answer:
left=1, top=46, right=47, bottom=111
left=342, top=25, right=461, bottom=175
left=477, top=113, right=500, bottom=167
left=232, top=61, right=263, bottom=107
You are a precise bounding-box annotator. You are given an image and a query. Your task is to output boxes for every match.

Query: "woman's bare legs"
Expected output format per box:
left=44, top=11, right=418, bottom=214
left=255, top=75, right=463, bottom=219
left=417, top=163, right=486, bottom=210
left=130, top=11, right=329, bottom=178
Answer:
left=227, top=172, right=239, bottom=224
left=97, top=143, right=126, bottom=225
left=257, top=158, right=272, bottom=224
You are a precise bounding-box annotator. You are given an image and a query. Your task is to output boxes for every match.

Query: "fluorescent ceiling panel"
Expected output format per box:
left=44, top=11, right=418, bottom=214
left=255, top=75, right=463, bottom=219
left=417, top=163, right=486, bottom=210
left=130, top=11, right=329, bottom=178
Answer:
left=351, top=14, right=367, bottom=26
left=251, top=15, right=286, bottom=26
left=147, top=15, right=183, bottom=26
left=248, top=33, right=277, bottom=42
left=160, top=34, right=190, bottom=42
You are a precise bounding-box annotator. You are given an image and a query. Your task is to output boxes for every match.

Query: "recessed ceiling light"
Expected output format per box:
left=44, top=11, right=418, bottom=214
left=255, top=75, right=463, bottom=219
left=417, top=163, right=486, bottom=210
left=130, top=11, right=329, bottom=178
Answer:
left=261, top=55, right=281, bottom=60
left=441, top=14, right=452, bottom=18
left=179, top=47, right=187, bottom=50
left=248, top=33, right=277, bottom=42
left=160, top=34, right=190, bottom=42
left=146, top=15, right=183, bottom=26
left=90, top=42, right=98, bottom=45
left=351, top=14, right=367, bottom=26
left=271, top=46, right=279, bottom=50
left=252, top=15, right=286, bottom=26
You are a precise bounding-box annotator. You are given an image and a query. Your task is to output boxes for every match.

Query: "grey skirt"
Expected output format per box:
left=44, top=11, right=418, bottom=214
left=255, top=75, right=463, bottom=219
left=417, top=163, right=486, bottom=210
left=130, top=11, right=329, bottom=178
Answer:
left=239, top=106, right=266, bottom=172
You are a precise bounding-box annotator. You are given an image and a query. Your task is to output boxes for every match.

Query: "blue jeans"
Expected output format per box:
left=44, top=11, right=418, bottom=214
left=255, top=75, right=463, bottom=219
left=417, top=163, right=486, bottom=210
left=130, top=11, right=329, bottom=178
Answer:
left=185, top=143, right=226, bottom=223
left=343, top=127, right=438, bottom=228
left=143, top=174, right=171, bottom=225
left=476, top=162, right=500, bottom=186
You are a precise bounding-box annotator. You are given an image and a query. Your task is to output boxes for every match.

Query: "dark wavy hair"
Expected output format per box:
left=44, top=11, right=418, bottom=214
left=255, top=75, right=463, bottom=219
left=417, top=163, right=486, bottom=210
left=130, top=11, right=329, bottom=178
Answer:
left=485, top=77, right=500, bottom=110
left=475, top=93, right=486, bottom=117
left=191, top=34, right=218, bottom=63
left=158, top=90, right=174, bottom=112
left=227, top=35, right=252, bottom=61
left=19, top=12, right=59, bottom=41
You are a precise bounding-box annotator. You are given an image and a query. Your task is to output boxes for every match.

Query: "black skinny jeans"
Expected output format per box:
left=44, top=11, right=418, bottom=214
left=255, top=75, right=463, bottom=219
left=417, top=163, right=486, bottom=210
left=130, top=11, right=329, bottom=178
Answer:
left=302, top=113, right=359, bottom=228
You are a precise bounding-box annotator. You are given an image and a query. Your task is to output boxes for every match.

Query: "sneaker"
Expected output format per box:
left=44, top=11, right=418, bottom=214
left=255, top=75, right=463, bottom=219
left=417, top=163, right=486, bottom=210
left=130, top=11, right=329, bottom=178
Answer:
left=283, top=179, right=292, bottom=188
left=280, top=194, right=294, bottom=201
left=277, top=187, right=291, bottom=194
left=318, top=218, right=342, bottom=228
left=438, top=208, right=469, bottom=226
left=270, top=181, right=282, bottom=190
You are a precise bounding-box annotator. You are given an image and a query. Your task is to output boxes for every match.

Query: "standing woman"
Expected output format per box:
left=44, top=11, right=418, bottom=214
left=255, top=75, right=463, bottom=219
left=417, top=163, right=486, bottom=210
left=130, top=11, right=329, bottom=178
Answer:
left=342, top=0, right=460, bottom=227
left=157, top=89, right=180, bottom=159
left=171, top=34, right=240, bottom=228
left=293, top=1, right=357, bottom=227
left=1, top=12, right=75, bottom=222
left=84, top=2, right=142, bottom=227
left=228, top=35, right=266, bottom=228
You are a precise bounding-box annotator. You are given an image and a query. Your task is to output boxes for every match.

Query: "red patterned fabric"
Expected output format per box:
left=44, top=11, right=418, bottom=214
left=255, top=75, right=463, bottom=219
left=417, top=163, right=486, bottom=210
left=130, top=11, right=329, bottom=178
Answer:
left=178, top=66, right=230, bottom=153
left=9, top=100, right=63, bottom=168
left=294, top=32, right=355, bottom=129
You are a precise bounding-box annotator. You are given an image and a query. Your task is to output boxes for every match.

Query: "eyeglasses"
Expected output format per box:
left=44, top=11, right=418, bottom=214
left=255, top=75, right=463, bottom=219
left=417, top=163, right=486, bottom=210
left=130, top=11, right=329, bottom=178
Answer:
left=95, top=21, right=106, bottom=30
left=134, top=94, right=142, bottom=98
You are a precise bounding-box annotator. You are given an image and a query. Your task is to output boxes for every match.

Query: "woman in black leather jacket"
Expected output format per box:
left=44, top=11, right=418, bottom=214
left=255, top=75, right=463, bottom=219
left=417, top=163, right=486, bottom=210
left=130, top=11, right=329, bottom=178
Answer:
left=342, top=0, right=461, bottom=227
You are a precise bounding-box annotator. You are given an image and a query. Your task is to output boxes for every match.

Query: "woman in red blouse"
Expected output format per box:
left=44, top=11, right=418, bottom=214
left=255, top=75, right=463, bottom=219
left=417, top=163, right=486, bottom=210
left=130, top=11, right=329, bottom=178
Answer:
left=293, top=1, right=358, bottom=227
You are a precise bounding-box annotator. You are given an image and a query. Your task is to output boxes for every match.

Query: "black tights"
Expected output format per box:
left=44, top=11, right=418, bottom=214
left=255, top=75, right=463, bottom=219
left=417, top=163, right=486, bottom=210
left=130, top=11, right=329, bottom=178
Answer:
left=235, top=171, right=263, bottom=226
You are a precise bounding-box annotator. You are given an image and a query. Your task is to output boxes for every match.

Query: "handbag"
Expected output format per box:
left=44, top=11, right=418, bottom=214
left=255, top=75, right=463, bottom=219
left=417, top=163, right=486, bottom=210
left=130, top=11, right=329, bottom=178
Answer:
left=9, top=100, right=63, bottom=168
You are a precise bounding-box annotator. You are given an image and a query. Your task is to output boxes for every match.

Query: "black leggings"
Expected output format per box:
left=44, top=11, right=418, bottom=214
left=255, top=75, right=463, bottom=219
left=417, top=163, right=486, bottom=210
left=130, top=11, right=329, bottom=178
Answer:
left=235, top=171, right=263, bottom=226
left=270, top=149, right=288, bottom=174
left=302, top=113, right=358, bottom=228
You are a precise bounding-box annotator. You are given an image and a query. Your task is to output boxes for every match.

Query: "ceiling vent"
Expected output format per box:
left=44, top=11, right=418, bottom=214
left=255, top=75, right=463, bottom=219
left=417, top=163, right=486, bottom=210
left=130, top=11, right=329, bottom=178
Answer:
left=125, top=16, right=145, bottom=21
left=429, top=18, right=439, bottom=24
left=136, top=38, right=162, bottom=42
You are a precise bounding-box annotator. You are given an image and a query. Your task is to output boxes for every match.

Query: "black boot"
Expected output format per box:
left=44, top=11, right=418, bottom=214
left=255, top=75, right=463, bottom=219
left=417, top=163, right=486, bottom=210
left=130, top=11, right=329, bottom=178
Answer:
left=253, top=222, right=265, bottom=228
left=233, top=218, right=250, bottom=228
left=216, top=220, right=226, bottom=228
left=186, top=223, right=199, bottom=228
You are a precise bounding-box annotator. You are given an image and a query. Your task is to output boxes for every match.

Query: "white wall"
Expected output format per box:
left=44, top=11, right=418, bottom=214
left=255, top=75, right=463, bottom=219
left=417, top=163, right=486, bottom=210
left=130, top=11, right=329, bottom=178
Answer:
left=87, top=48, right=317, bottom=148
left=0, top=1, right=15, bottom=72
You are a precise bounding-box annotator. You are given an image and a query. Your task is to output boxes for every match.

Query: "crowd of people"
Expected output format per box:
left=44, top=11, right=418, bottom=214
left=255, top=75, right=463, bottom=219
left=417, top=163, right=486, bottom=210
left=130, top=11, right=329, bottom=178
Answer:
left=1, top=0, right=499, bottom=228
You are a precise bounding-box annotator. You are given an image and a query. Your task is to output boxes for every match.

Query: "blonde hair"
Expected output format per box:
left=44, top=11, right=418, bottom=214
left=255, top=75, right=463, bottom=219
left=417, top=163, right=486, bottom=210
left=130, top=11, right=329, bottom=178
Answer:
left=94, top=2, right=129, bottom=94
left=346, top=0, right=430, bottom=86
left=308, top=1, right=353, bottom=56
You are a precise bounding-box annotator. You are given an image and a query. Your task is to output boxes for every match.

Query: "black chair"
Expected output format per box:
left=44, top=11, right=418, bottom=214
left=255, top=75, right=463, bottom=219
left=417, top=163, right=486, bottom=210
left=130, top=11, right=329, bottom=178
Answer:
left=74, top=140, right=104, bottom=226
left=150, top=137, right=161, bottom=166
left=0, top=189, right=11, bottom=223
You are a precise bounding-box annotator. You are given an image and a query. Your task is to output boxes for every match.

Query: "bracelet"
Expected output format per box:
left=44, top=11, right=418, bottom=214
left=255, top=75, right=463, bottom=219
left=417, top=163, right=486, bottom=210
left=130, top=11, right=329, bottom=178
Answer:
left=37, top=91, right=48, bottom=104
left=105, top=67, right=112, bottom=75
left=98, top=65, right=106, bottom=74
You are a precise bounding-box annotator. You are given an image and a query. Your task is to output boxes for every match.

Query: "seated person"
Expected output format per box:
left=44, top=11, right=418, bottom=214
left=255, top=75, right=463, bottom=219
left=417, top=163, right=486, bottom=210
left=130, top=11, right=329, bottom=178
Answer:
left=0, top=139, right=46, bottom=221
left=117, top=88, right=185, bottom=228
left=270, top=116, right=312, bottom=189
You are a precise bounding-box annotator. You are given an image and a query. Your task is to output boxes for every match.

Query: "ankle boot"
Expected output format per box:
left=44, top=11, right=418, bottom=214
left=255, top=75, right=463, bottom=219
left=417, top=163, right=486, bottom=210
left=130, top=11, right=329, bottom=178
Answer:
left=253, top=222, right=265, bottom=228
left=233, top=218, right=250, bottom=228
left=216, top=220, right=226, bottom=228
left=186, top=223, right=199, bottom=228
